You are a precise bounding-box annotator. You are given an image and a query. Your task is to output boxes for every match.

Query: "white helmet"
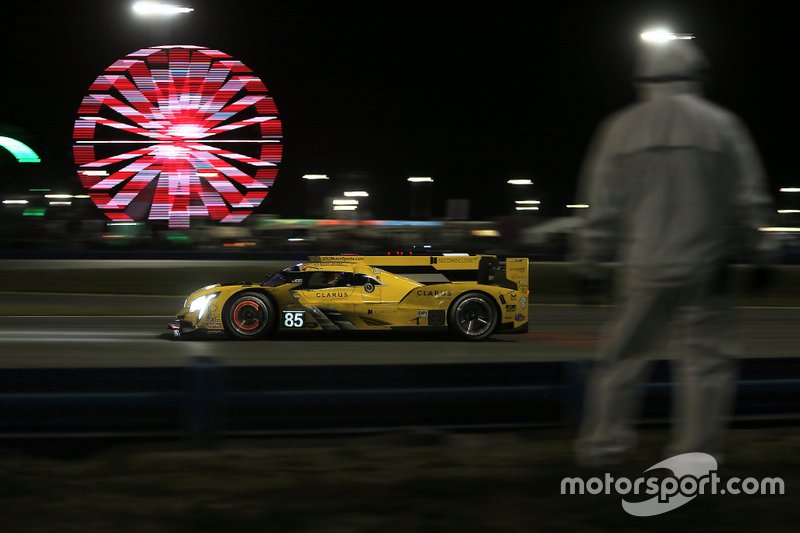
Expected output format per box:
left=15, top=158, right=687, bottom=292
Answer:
left=634, top=39, right=709, bottom=82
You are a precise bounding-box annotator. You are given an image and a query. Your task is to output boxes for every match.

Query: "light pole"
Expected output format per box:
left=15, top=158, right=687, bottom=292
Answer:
left=778, top=187, right=800, bottom=226
left=408, top=177, right=433, bottom=219
left=303, top=174, right=329, bottom=218
left=507, top=178, right=535, bottom=215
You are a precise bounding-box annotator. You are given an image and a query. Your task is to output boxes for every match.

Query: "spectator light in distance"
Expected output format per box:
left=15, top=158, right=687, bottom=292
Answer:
left=303, top=174, right=329, bottom=180
left=507, top=179, right=533, bottom=185
left=344, top=191, right=369, bottom=197
left=567, top=204, right=590, bottom=209
left=132, top=2, right=194, bottom=16
left=515, top=200, right=540, bottom=205
left=780, top=188, right=800, bottom=193
left=640, top=28, right=695, bottom=43
left=408, top=177, right=434, bottom=183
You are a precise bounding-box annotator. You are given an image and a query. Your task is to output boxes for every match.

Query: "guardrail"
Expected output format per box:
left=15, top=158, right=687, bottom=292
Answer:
left=0, top=358, right=797, bottom=442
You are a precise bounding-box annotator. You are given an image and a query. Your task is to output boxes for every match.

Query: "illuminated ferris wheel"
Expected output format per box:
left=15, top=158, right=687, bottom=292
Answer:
left=73, top=45, right=281, bottom=228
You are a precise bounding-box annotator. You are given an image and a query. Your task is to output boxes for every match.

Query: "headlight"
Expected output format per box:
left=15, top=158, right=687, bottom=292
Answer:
left=188, top=292, right=219, bottom=319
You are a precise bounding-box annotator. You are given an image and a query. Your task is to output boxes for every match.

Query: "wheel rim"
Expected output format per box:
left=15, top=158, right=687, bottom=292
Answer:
left=455, top=297, right=494, bottom=337
left=231, top=298, right=267, bottom=335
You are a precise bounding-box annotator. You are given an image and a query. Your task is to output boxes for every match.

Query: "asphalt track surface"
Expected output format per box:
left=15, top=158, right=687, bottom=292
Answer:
left=0, top=304, right=797, bottom=368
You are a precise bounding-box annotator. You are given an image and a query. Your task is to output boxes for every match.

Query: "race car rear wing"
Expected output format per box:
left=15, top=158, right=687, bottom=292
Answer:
left=307, top=255, right=529, bottom=291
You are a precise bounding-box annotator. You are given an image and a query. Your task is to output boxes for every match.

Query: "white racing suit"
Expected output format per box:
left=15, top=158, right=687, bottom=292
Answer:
left=574, top=80, right=774, bottom=464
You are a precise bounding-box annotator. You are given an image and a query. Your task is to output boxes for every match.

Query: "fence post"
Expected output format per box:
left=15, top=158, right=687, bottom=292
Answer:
left=561, top=360, right=592, bottom=427
left=184, top=356, right=221, bottom=447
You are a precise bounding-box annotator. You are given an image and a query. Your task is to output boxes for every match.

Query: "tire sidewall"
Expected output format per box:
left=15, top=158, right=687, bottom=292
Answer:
left=447, top=292, right=498, bottom=341
left=223, top=291, right=276, bottom=339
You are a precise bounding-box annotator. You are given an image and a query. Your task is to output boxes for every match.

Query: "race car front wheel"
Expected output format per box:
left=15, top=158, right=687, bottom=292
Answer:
left=448, top=292, right=498, bottom=341
left=223, top=292, right=276, bottom=339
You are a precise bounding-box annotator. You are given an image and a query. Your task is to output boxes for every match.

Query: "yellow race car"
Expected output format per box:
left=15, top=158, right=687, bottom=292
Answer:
left=169, top=255, right=529, bottom=341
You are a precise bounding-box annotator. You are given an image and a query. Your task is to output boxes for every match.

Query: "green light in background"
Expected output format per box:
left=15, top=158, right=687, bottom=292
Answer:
left=29, top=188, right=51, bottom=192
left=0, top=136, right=41, bottom=163
left=166, top=233, right=191, bottom=242
left=22, top=208, right=46, bottom=217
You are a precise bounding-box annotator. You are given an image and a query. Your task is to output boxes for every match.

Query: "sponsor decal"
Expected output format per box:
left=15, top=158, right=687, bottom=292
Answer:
left=417, top=310, right=429, bottom=316
left=509, top=292, right=518, bottom=300
left=436, top=257, right=476, bottom=264
left=505, top=305, right=517, bottom=312
left=416, top=289, right=452, bottom=298
left=317, top=256, right=362, bottom=262
left=506, top=259, right=527, bottom=274
left=315, top=291, right=350, bottom=298
left=368, top=308, right=399, bottom=315
left=520, top=296, right=528, bottom=309
left=291, top=278, right=303, bottom=283
left=370, top=267, right=383, bottom=275
left=515, top=313, right=525, bottom=321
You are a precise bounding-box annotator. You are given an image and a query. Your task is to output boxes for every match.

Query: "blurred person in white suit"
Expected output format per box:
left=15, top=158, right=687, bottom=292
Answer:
left=572, top=32, right=776, bottom=465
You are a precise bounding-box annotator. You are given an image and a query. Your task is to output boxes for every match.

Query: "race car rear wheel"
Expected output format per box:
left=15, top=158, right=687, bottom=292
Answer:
left=447, top=292, right=498, bottom=341
left=223, top=292, right=276, bottom=339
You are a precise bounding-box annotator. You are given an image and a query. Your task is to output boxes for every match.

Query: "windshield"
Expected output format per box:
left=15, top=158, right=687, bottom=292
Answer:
left=261, top=264, right=303, bottom=287
left=262, top=272, right=289, bottom=287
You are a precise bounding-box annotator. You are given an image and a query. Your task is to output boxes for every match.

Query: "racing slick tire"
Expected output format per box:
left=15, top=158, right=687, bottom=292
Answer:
left=223, top=291, right=276, bottom=340
left=447, top=292, right=498, bottom=341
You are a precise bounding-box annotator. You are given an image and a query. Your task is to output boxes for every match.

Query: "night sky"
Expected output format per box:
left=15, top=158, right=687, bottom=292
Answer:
left=0, top=0, right=797, bottom=219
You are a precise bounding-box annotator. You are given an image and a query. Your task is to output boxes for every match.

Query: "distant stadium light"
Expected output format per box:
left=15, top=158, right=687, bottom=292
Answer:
left=516, top=206, right=539, bottom=211
left=507, top=179, right=533, bottom=185
left=332, top=199, right=359, bottom=205
left=640, top=29, right=694, bottom=43
left=2, top=200, right=29, bottom=205
left=333, top=205, right=358, bottom=211
left=344, top=191, right=369, bottom=197
left=567, top=204, right=590, bottom=209
left=778, top=210, right=800, bottom=214
left=515, top=200, right=541, bottom=205
left=303, top=174, right=329, bottom=180
left=45, top=194, right=73, bottom=199
left=132, top=1, right=194, bottom=16
left=780, top=188, right=800, bottom=193
left=759, top=227, right=800, bottom=232
left=408, top=177, right=434, bottom=183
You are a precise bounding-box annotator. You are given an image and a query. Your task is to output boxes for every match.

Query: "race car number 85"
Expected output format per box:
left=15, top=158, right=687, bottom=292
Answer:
left=283, top=311, right=305, bottom=328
